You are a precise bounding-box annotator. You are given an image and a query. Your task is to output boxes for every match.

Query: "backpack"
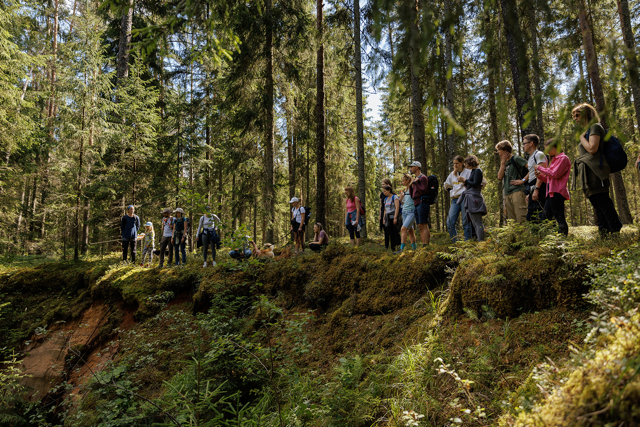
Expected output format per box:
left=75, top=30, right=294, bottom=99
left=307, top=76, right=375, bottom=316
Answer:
left=356, top=197, right=366, bottom=216
left=427, top=175, right=439, bottom=205
left=295, top=207, right=312, bottom=226
left=586, top=124, right=628, bottom=173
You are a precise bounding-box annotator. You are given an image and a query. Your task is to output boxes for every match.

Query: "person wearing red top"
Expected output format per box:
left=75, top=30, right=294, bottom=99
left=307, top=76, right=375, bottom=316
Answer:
left=344, top=186, right=362, bottom=246
left=535, top=138, right=571, bottom=235
left=408, top=161, right=431, bottom=247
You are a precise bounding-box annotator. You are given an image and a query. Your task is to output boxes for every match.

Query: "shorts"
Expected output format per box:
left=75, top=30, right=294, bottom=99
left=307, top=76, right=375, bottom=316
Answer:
left=402, top=211, right=416, bottom=229
left=291, top=221, right=305, bottom=238
left=415, top=202, right=430, bottom=225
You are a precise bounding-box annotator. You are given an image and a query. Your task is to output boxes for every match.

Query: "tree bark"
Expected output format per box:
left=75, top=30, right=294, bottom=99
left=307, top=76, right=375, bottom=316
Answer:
left=409, top=0, right=426, bottom=167
left=499, top=0, right=534, bottom=137
left=116, top=0, right=134, bottom=84
left=354, top=0, right=367, bottom=238
left=578, top=0, right=633, bottom=223
left=316, top=0, right=326, bottom=226
left=527, top=1, right=543, bottom=139
left=264, top=0, right=275, bottom=242
left=617, top=0, right=640, bottom=133
left=444, top=0, right=455, bottom=169
left=287, top=96, right=296, bottom=199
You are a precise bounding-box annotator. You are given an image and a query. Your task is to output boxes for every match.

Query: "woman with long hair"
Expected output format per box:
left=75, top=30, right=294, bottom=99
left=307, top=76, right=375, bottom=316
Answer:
left=309, top=223, right=329, bottom=252
left=379, top=178, right=392, bottom=247
left=571, top=103, right=622, bottom=236
left=535, top=139, right=571, bottom=235
left=344, top=186, right=362, bottom=246
left=398, top=174, right=417, bottom=251
left=457, top=155, right=487, bottom=241
left=382, top=185, right=401, bottom=251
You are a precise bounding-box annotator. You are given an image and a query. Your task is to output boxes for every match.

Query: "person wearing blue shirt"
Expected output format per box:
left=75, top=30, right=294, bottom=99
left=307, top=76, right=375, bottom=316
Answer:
left=120, top=205, right=141, bottom=262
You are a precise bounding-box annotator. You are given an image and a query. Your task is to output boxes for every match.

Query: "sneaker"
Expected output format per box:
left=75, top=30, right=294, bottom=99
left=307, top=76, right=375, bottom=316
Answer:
left=211, top=261, right=217, bottom=267
left=203, top=262, right=207, bottom=268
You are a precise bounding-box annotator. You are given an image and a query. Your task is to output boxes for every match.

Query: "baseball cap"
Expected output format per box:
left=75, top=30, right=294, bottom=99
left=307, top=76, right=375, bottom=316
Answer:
left=145, top=221, right=153, bottom=227
left=289, top=197, right=300, bottom=204
left=408, top=161, right=422, bottom=168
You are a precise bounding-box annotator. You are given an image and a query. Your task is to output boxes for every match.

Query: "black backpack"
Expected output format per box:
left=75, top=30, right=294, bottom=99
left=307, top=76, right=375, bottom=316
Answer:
left=586, top=124, right=628, bottom=173
left=294, top=206, right=312, bottom=226
left=427, top=175, right=439, bottom=205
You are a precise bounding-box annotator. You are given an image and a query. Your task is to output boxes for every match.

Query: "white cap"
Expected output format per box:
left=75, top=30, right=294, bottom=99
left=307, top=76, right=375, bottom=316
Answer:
left=289, top=197, right=300, bottom=204
left=409, top=161, right=422, bottom=168
left=145, top=221, right=153, bottom=227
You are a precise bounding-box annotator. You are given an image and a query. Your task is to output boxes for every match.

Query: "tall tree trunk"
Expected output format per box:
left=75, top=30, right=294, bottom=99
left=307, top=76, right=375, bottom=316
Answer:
left=578, top=0, right=633, bottom=223
left=409, top=0, right=426, bottom=167
left=617, top=0, right=640, bottom=133
left=316, top=0, right=326, bottom=226
left=444, top=0, right=455, bottom=168
left=287, top=96, right=296, bottom=199
left=116, top=0, right=134, bottom=84
left=499, top=0, right=534, bottom=137
left=527, top=1, right=544, bottom=139
left=264, top=0, right=275, bottom=242
left=354, top=0, right=367, bottom=238
left=74, top=99, right=86, bottom=261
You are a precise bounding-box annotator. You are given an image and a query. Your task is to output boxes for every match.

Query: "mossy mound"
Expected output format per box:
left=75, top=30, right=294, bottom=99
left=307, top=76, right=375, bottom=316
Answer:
left=446, top=246, right=612, bottom=318
left=502, top=316, right=640, bottom=426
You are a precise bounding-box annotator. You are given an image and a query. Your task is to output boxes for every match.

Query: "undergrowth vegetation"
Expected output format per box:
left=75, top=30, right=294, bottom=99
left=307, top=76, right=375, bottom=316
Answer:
left=0, top=224, right=639, bottom=426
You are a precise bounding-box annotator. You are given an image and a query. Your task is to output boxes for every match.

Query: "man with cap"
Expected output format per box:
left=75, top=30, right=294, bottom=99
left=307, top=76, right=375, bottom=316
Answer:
left=121, top=205, right=141, bottom=262
left=289, top=197, right=306, bottom=254
left=408, top=161, right=431, bottom=247
left=157, top=207, right=174, bottom=268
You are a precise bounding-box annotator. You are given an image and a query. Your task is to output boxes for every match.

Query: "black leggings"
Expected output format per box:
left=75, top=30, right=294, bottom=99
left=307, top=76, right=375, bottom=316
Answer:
left=309, top=243, right=326, bottom=252
left=346, top=222, right=360, bottom=239
left=122, top=239, right=136, bottom=262
left=202, top=233, right=216, bottom=262
left=544, top=195, right=568, bottom=236
left=384, top=223, right=400, bottom=251
left=588, top=192, right=622, bottom=234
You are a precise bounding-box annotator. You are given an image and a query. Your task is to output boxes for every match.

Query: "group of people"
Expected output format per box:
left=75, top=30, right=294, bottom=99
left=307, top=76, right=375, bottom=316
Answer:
left=119, top=103, right=640, bottom=264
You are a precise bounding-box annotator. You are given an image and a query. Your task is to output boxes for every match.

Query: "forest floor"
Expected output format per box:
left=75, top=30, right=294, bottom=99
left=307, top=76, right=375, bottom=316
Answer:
left=1, top=223, right=639, bottom=426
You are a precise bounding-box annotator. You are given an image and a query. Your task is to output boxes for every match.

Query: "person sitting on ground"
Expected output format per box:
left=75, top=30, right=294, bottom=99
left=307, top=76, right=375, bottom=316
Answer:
left=121, top=205, right=141, bottom=262
left=444, top=155, right=472, bottom=242
left=344, top=186, right=362, bottom=246
left=229, top=235, right=253, bottom=260
left=408, top=161, right=431, bottom=247
left=197, top=207, right=221, bottom=268
left=534, top=138, right=571, bottom=236
left=496, top=140, right=528, bottom=224
left=379, top=178, right=392, bottom=247
left=382, top=185, right=401, bottom=252
left=250, top=241, right=275, bottom=259
left=398, top=174, right=417, bottom=251
left=173, top=208, right=190, bottom=266
left=309, top=223, right=329, bottom=252
left=289, top=197, right=306, bottom=254
left=140, top=222, right=155, bottom=267
left=457, top=155, right=487, bottom=241
left=157, top=208, right=173, bottom=268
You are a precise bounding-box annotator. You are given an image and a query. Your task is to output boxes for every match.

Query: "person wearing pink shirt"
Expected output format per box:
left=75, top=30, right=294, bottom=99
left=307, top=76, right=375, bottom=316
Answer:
left=534, top=138, right=571, bottom=235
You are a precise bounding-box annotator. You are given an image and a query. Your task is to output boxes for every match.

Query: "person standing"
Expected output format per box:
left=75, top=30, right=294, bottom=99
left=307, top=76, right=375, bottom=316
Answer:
left=443, top=155, right=472, bottom=241
left=457, top=155, right=487, bottom=241
left=535, top=138, right=571, bottom=236
left=121, top=205, right=141, bottom=262
left=309, top=223, right=329, bottom=252
left=571, top=103, right=622, bottom=236
left=157, top=208, right=174, bottom=268
left=197, top=207, right=221, bottom=267
left=382, top=185, right=401, bottom=251
left=520, top=134, right=548, bottom=222
left=289, top=197, right=306, bottom=254
left=398, top=174, right=417, bottom=251
left=344, top=186, right=362, bottom=246
left=173, top=208, right=190, bottom=266
left=496, top=140, right=528, bottom=223
left=379, top=178, right=392, bottom=247
left=408, top=161, right=431, bottom=247
left=140, top=222, right=155, bottom=267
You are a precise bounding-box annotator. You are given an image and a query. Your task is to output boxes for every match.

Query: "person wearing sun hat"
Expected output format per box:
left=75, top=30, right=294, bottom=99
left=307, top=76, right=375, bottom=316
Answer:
left=289, top=197, right=306, bottom=254
left=157, top=207, right=174, bottom=268
left=121, top=205, right=141, bottom=262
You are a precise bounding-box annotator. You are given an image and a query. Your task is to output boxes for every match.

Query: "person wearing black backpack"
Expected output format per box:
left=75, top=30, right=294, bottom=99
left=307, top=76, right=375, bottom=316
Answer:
left=571, top=103, right=622, bottom=236
left=289, top=197, right=307, bottom=254
left=496, top=140, right=528, bottom=224
left=522, top=134, right=548, bottom=222
left=408, top=161, right=431, bottom=247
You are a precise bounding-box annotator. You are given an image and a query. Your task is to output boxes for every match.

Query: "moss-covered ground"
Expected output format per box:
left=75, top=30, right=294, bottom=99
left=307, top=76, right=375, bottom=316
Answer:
left=1, top=224, right=639, bottom=426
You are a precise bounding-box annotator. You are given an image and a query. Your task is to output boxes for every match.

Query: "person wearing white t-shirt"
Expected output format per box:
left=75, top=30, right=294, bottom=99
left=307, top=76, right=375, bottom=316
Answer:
left=289, top=197, right=306, bottom=254
left=157, top=207, right=174, bottom=268
left=444, top=155, right=472, bottom=241
left=522, top=134, right=548, bottom=222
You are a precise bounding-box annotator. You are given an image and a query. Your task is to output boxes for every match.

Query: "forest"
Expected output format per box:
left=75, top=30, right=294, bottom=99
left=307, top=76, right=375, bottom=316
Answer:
left=1, top=0, right=640, bottom=425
